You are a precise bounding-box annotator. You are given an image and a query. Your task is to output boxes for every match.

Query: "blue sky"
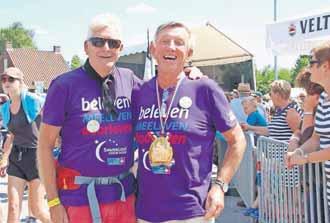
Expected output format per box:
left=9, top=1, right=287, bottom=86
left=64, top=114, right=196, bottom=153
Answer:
left=1, top=0, right=329, bottom=69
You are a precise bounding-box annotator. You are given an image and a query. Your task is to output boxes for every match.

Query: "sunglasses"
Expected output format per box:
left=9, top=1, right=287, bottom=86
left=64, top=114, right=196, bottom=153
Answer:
left=309, top=59, right=321, bottom=66
left=1, top=76, right=17, bottom=83
left=88, top=37, right=122, bottom=49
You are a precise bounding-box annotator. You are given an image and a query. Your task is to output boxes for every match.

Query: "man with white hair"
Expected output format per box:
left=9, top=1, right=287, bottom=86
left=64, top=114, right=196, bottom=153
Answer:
left=37, top=14, right=139, bottom=223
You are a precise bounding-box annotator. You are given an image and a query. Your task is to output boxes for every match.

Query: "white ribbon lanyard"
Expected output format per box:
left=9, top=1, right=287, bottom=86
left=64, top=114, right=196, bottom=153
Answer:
left=156, top=72, right=185, bottom=135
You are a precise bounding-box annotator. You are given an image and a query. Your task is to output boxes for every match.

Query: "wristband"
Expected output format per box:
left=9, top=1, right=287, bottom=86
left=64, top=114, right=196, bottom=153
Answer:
left=295, top=148, right=305, bottom=156
left=47, top=197, right=61, bottom=208
left=304, top=112, right=313, bottom=115
left=290, top=136, right=300, bottom=142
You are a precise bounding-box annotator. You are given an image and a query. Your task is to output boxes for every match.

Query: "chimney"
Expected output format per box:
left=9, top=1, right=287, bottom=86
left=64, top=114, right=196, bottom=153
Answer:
left=3, top=58, right=8, bottom=70
left=53, top=45, right=61, bottom=53
left=5, top=41, right=13, bottom=50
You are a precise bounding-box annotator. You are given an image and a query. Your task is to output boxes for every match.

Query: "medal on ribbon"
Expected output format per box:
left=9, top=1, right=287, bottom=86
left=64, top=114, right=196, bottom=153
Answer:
left=148, top=73, right=185, bottom=173
left=149, top=135, right=173, bottom=166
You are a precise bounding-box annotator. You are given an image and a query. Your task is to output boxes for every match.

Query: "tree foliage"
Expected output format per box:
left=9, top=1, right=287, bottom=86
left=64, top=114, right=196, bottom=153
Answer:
left=256, top=66, right=292, bottom=94
left=70, top=55, right=82, bottom=70
left=0, top=22, right=36, bottom=52
left=291, top=55, right=310, bottom=83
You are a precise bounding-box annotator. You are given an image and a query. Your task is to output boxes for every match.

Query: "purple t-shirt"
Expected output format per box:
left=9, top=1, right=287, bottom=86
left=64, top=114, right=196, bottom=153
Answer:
left=43, top=66, right=140, bottom=206
left=132, top=76, right=237, bottom=222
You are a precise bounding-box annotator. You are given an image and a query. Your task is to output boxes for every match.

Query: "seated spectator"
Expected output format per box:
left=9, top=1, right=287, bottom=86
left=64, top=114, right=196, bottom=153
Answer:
left=242, top=80, right=302, bottom=143
left=241, top=96, right=267, bottom=219
left=241, top=96, right=267, bottom=127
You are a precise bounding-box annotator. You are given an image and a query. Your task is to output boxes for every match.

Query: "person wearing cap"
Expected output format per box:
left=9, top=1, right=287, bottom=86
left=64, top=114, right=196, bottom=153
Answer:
left=0, top=67, right=50, bottom=222
left=229, top=83, right=252, bottom=123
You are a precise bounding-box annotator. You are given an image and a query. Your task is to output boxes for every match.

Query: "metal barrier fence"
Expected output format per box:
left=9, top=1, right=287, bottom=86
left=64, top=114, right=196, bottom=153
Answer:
left=257, top=136, right=329, bottom=223
left=215, top=132, right=256, bottom=207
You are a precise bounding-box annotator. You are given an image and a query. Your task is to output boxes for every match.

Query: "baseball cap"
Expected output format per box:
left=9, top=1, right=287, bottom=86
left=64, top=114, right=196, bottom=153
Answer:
left=251, top=91, right=262, bottom=97
left=2, top=67, right=24, bottom=80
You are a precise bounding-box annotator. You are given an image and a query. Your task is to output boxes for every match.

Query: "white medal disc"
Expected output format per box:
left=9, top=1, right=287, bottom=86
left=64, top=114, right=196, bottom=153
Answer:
left=87, top=120, right=100, bottom=133
left=179, top=96, right=192, bottom=108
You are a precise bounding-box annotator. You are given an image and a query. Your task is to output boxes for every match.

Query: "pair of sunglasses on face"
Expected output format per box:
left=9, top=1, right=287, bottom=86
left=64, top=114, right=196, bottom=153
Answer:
left=309, top=59, right=321, bottom=66
left=88, top=37, right=122, bottom=49
left=1, top=76, right=17, bottom=83
left=308, top=55, right=322, bottom=67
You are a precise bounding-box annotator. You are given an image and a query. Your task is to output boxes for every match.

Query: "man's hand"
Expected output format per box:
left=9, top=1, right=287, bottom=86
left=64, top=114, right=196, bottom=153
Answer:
left=204, top=184, right=225, bottom=220
left=184, top=66, right=206, bottom=80
left=50, top=204, right=69, bottom=223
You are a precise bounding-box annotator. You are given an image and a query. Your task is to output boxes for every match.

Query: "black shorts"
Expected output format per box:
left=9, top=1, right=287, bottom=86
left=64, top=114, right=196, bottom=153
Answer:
left=7, top=147, right=39, bottom=181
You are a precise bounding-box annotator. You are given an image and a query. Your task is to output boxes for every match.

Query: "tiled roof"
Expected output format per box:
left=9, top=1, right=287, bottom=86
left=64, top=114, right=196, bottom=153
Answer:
left=6, top=48, right=69, bottom=89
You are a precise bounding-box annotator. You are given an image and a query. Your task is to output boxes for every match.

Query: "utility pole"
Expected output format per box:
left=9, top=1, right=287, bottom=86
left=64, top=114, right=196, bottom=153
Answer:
left=274, top=0, right=278, bottom=80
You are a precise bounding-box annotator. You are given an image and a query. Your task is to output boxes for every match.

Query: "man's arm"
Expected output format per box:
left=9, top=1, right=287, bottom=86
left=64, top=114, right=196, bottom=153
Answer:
left=204, top=123, right=246, bottom=219
left=37, top=123, right=68, bottom=223
left=217, top=123, right=247, bottom=184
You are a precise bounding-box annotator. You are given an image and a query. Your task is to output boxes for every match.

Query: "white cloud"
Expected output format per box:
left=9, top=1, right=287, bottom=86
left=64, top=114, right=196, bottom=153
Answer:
left=125, top=3, right=156, bottom=14
left=29, top=25, right=49, bottom=35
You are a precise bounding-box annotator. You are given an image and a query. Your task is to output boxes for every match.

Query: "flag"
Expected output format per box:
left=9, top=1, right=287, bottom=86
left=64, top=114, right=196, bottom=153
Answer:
left=143, top=29, right=155, bottom=81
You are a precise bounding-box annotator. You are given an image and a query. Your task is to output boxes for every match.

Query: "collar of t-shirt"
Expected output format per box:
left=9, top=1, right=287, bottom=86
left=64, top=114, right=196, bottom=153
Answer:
left=83, top=59, right=114, bottom=83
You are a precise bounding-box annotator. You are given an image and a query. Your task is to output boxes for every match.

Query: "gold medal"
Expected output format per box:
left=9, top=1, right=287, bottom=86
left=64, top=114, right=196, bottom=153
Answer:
left=149, top=136, right=173, bottom=166
left=151, top=73, right=185, bottom=169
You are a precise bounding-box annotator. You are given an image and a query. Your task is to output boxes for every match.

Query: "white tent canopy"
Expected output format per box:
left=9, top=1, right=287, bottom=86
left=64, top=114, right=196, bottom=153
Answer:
left=266, top=9, right=330, bottom=55
left=121, top=23, right=253, bottom=66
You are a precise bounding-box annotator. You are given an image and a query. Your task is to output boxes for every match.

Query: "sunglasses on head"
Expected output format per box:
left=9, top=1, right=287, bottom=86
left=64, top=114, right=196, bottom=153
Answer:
left=88, top=37, right=122, bottom=49
left=1, top=76, right=17, bottom=83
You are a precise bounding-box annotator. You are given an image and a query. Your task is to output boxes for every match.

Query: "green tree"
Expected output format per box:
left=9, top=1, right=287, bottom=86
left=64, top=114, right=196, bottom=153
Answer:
left=256, top=66, right=293, bottom=94
left=0, top=22, right=36, bottom=52
left=291, top=55, right=310, bottom=83
left=256, top=65, right=273, bottom=94
left=70, top=55, right=82, bottom=70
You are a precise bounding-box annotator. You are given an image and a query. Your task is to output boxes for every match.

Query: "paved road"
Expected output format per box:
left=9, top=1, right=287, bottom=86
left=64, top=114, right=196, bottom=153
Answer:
left=0, top=176, right=253, bottom=222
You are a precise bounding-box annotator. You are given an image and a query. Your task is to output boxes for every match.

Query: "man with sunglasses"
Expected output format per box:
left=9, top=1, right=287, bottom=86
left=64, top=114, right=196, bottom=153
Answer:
left=38, top=13, right=205, bottom=223
left=37, top=14, right=139, bottom=223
